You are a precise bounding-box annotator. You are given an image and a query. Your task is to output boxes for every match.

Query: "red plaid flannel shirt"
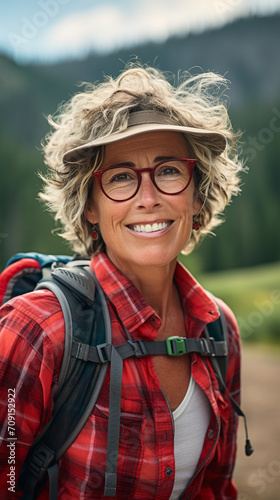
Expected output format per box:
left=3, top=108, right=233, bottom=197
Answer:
left=0, top=252, right=240, bottom=499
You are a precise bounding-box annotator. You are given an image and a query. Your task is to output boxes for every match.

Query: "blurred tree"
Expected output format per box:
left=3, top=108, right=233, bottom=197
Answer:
left=1, top=14, right=280, bottom=271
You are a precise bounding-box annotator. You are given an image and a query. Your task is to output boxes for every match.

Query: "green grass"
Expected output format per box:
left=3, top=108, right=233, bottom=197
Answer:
left=180, top=259, right=280, bottom=343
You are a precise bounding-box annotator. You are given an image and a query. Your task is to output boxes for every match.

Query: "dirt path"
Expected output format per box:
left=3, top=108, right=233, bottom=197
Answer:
left=233, top=344, right=280, bottom=500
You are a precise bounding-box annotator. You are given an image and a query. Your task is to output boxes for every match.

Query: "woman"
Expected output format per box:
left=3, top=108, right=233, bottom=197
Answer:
left=0, top=65, right=245, bottom=499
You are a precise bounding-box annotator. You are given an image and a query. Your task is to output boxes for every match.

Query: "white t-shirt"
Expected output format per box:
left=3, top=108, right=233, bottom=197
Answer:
left=169, top=376, right=211, bottom=500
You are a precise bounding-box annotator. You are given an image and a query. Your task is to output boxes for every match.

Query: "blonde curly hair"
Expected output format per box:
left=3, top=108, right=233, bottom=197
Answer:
left=40, top=64, right=244, bottom=257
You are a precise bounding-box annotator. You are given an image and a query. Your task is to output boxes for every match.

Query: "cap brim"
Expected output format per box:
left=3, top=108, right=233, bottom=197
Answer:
left=63, top=117, right=227, bottom=163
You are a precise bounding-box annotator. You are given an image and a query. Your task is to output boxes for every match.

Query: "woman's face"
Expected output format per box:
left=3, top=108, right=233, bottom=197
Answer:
left=86, top=131, right=201, bottom=274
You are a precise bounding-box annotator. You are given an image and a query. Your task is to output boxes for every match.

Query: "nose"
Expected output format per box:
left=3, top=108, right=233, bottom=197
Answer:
left=135, top=172, right=161, bottom=209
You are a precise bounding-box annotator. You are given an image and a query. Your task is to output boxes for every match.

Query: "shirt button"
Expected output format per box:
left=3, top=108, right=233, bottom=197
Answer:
left=208, top=429, right=215, bottom=440
left=165, top=467, right=173, bottom=477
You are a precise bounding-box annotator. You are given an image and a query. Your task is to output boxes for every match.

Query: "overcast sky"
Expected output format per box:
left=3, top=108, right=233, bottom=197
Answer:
left=1, top=0, right=280, bottom=63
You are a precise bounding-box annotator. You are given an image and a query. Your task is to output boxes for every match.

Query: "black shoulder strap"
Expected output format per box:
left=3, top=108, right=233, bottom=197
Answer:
left=203, top=294, right=254, bottom=457
left=203, top=295, right=229, bottom=391
left=17, top=266, right=112, bottom=500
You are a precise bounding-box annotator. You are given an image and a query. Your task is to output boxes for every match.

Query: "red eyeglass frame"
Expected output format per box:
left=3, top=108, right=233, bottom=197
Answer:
left=93, top=158, right=197, bottom=202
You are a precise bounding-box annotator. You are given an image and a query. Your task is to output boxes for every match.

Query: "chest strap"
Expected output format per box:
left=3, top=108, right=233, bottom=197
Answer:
left=71, top=335, right=227, bottom=497
left=71, top=336, right=228, bottom=364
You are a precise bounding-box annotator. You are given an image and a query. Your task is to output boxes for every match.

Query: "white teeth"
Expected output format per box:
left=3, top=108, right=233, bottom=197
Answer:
left=132, top=222, right=170, bottom=233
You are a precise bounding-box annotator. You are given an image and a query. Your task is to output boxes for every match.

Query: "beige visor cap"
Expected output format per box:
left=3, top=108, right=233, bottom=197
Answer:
left=63, top=110, right=227, bottom=163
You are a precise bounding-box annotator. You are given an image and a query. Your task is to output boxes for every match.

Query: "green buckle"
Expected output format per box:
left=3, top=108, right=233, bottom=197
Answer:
left=165, top=336, right=187, bottom=356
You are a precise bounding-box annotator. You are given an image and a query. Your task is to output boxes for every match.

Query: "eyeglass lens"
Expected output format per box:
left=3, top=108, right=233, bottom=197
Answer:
left=100, top=160, right=191, bottom=201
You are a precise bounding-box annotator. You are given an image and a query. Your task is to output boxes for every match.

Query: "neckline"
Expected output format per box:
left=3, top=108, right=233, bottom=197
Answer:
left=172, top=375, right=195, bottom=420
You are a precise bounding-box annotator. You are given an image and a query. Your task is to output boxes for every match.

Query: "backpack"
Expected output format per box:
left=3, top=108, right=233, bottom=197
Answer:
left=0, top=252, right=253, bottom=500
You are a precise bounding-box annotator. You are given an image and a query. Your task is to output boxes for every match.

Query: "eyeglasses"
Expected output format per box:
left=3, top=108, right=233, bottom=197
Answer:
left=93, top=158, right=197, bottom=202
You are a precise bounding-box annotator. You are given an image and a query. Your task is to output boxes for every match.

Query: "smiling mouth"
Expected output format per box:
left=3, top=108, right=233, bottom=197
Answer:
left=128, top=221, right=173, bottom=233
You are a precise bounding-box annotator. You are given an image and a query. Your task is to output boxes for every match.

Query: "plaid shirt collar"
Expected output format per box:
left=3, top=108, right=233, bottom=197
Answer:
left=90, top=252, right=219, bottom=340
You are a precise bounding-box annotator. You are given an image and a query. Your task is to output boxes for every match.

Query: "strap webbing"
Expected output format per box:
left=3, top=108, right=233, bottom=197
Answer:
left=72, top=334, right=228, bottom=497
left=47, top=463, right=59, bottom=500
left=210, top=356, right=254, bottom=456
left=71, top=337, right=228, bottom=364
left=104, top=346, right=123, bottom=497
left=20, top=458, right=59, bottom=500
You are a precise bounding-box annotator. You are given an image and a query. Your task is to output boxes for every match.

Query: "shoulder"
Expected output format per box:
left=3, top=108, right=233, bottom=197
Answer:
left=3, top=288, right=62, bottom=321
left=214, top=296, right=240, bottom=351
left=0, top=290, right=66, bottom=442
left=0, top=289, right=65, bottom=362
left=213, top=297, right=241, bottom=394
left=1, top=288, right=63, bottom=323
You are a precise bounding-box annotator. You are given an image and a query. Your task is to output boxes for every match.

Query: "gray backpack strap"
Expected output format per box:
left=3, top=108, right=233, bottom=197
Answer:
left=104, top=346, right=124, bottom=497
left=203, top=293, right=254, bottom=457
left=17, top=266, right=112, bottom=500
left=36, top=279, right=74, bottom=393
left=203, top=294, right=229, bottom=390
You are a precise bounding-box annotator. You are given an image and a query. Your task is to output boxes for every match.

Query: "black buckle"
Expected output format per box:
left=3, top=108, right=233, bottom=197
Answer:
left=199, top=337, right=216, bottom=357
left=199, top=338, right=212, bottom=356
left=208, top=337, right=218, bottom=356
left=127, top=339, right=149, bottom=358
left=29, top=444, right=55, bottom=480
left=96, top=343, right=111, bottom=363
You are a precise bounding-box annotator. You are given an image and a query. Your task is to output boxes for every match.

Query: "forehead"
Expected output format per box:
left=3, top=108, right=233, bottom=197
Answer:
left=102, top=130, right=191, bottom=165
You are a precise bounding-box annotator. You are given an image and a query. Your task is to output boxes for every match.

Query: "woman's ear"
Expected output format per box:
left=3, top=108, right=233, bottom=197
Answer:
left=192, top=194, right=202, bottom=217
left=84, top=199, right=99, bottom=225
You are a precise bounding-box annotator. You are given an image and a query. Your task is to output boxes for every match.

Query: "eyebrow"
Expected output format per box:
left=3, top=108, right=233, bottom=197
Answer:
left=110, top=156, right=179, bottom=168
left=154, top=156, right=178, bottom=163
